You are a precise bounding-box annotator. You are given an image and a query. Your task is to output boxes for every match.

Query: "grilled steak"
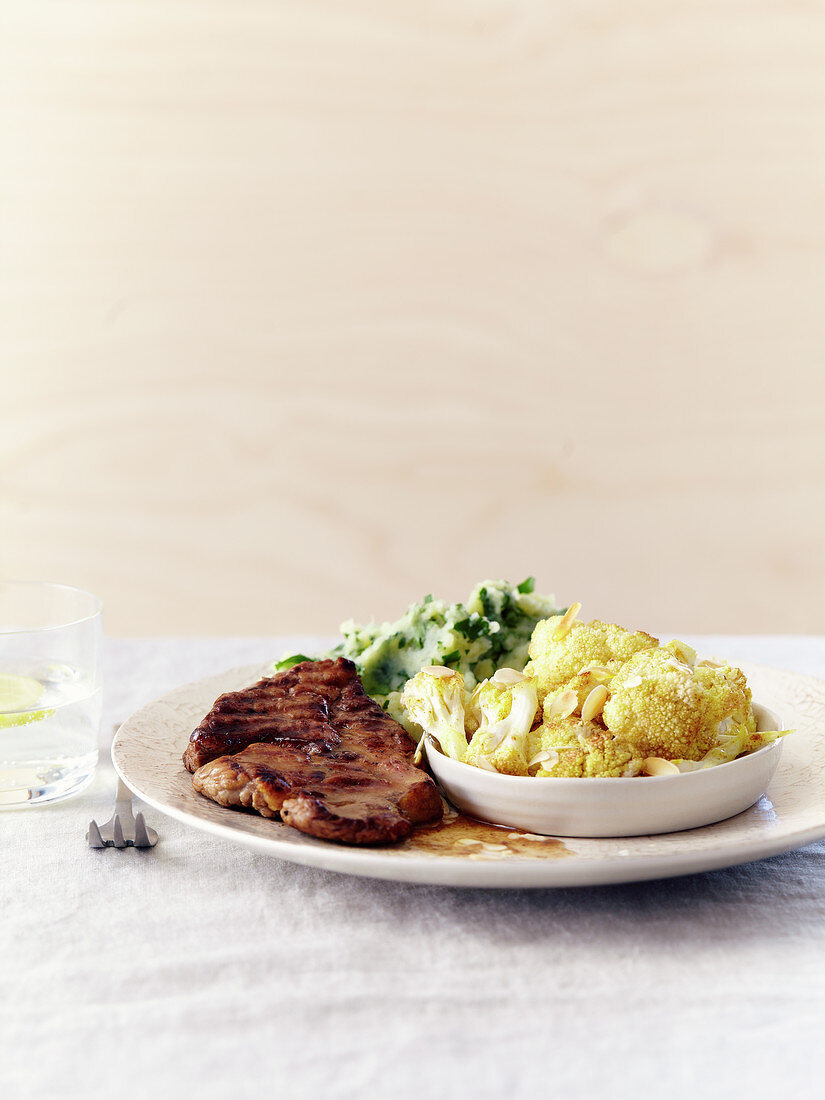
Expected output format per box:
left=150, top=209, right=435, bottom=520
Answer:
left=184, top=658, right=442, bottom=845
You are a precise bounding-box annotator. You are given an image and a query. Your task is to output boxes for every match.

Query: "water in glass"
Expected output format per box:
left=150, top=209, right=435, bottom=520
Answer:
left=0, top=659, right=101, bottom=805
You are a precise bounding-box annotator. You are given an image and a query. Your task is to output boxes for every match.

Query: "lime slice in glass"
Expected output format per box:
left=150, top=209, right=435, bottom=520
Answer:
left=0, top=674, right=53, bottom=728
left=0, top=673, right=44, bottom=713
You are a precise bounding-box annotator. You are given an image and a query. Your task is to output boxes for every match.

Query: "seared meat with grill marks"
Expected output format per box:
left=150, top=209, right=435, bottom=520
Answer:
left=185, top=658, right=442, bottom=845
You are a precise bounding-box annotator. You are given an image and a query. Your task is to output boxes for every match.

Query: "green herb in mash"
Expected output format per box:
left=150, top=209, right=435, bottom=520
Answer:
left=276, top=579, right=562, bottom=735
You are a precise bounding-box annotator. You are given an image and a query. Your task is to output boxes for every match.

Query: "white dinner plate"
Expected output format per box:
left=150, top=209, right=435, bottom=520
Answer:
left=112, top=661, right=825, bottom=888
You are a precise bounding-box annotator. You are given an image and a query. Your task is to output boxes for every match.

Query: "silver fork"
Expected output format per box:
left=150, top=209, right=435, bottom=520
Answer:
left=87, top=778, right=158, bottom=849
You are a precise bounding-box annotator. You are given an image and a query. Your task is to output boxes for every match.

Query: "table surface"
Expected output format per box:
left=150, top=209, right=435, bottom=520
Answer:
left=3, top=635, right=825, bottom=1099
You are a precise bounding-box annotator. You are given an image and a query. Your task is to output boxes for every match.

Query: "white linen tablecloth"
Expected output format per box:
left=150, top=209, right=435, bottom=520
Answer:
left=3, top=636, right=825, bottom=1100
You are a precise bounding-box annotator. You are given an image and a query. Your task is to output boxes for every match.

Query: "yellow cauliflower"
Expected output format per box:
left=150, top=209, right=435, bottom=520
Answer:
left=694, top=663, right=755, bottom=730
left=399, top=666, right=470, bottom=763
left=464, top=672, right=538, bottom=776
left=400, top=665, right=540, bottom=774
left=528, top=718, right=643, bottom=778
left=401, top=609, right=790, bottom=779
left=541, top=670, right=613, bottom=725
left=601, top=648, right=756, bottom=762
left=525, top=605, right=657, bottom=706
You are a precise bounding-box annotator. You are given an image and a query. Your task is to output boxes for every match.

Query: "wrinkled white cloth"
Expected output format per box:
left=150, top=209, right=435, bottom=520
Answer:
left=2, top=636, right=824, bottom=1100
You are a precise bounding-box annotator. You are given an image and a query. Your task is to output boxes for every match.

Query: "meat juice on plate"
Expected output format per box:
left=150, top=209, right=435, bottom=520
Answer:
left=0, top=662, right=101, bottom=805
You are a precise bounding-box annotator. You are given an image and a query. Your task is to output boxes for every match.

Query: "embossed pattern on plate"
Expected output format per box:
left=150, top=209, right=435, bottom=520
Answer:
left=112, top=662, right=825, bottom=887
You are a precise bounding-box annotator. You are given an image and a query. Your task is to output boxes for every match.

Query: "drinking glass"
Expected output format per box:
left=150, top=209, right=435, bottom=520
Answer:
left=0, top=581, right=102, bottom=807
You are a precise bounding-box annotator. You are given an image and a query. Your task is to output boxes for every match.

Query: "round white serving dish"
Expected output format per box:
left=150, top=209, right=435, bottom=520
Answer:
left=424, top=703, right=784, bottom=838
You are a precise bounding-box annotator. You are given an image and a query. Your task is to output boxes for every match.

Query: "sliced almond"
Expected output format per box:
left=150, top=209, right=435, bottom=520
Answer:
left=414, top=733, right=439, bottom=765
left=474, top=756, right=498, bottom=773
left=623, top=674, right=643, bottom=689
left=553, top=601, right=582, bottom=638
left=422, top=665, right=455, bottom=678
left=581, top=684, right=609, bottom=722
left=548, top=689, right=579, bottom=719
left=697, top=657, right=723, bottom=669
left=668, top=640, right=697, bottom=667
left=528, top=749, right=559, bottom=769
left=491, top=667, right=527, bottom=686
left=577, top=663, right=611, bottom=682
left=642, top=756, right=680, bottom=777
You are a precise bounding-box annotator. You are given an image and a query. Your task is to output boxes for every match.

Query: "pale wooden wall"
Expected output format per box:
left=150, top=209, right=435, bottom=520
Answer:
left=2, top=1, right=824, bottom=637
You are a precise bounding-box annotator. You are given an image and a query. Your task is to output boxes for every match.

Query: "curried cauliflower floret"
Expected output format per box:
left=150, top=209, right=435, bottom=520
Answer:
left=464, top=671, right=538, bottom=775
left=527, top=718, right=643, bottom=778
left=694, top=662, right=755, bottom=730
left=525, top=604, right=657, bottom=706
left=602, top=648, right=756, bottom=761
left=681, top=662, right=759, bottom=766
left=399, top=666, right=470, bottom=763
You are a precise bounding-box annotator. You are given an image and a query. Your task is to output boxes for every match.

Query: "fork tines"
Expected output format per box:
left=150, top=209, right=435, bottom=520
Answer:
left=87, top=813, right=157, bottom=849
left=87, top=777, right=158, bottom=849
left=87, top=819, right=106, bottom=848
left=133, top=813, right=152, bottom=848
